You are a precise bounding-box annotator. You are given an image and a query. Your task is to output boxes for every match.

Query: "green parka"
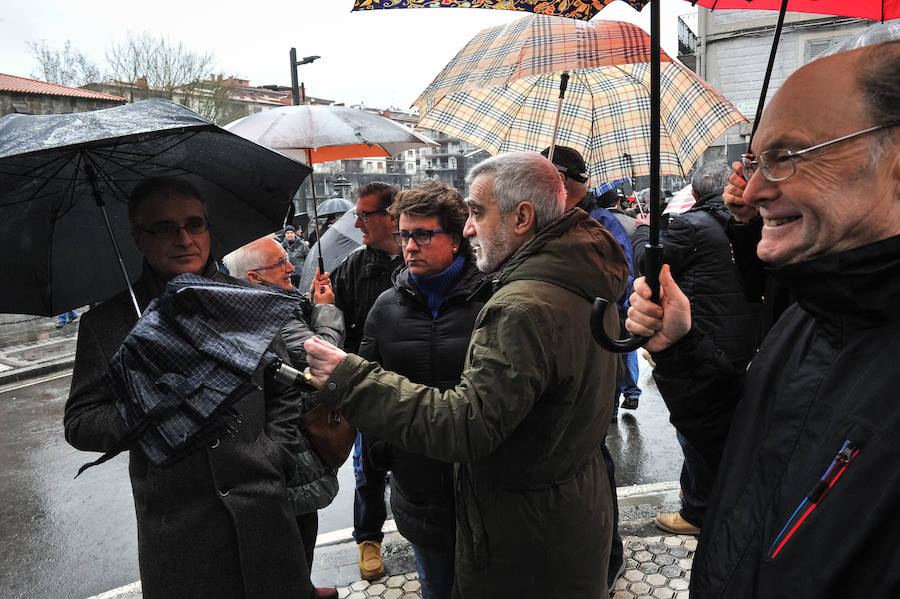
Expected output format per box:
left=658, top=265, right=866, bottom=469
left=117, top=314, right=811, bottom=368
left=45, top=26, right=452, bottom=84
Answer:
left=318, top=209, right=628, bottom=598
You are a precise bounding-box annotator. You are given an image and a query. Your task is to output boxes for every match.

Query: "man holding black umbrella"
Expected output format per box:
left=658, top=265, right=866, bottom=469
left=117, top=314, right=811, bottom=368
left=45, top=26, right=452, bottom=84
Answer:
left=65, top=177, right=320, bottom=599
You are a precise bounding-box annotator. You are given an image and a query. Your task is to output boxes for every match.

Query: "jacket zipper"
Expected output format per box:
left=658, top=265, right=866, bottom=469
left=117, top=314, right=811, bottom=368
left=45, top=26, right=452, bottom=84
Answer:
left=767, top=440, right=859, bottom=559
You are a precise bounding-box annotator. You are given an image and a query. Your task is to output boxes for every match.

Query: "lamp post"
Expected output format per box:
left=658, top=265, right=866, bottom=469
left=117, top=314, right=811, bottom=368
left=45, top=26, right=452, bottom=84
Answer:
left=289, top=49, right=320, bottom=106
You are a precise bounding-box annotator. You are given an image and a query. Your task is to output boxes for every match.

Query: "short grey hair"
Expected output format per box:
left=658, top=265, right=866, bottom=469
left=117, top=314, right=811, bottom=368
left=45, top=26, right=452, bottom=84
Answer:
left=466, top=152, right=565, bottom=231
left=691, top=162, right=731, bottom=198
left=222, top=236, right=280, bottom=280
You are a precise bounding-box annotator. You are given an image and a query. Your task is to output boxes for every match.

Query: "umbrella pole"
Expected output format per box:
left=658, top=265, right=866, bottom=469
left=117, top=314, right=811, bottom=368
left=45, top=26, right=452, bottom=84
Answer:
left=85, top=161, right=142, bottom=319
left=590, top=0, right=662, bottom=353
left=307, top=148, right=326, bottom=277
left=547, top=72, right=570, bottom=163
left=749, top=0, right=789, bottom=149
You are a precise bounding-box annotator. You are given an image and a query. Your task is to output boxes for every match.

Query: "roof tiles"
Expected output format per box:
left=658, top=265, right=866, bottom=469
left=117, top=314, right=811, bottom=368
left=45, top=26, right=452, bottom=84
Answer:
left=0, top=73, right=125, bottom=101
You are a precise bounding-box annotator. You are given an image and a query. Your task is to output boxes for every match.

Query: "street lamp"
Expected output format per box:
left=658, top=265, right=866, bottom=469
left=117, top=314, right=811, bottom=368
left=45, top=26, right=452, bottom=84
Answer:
left=289, top=49, right=320, bottom=106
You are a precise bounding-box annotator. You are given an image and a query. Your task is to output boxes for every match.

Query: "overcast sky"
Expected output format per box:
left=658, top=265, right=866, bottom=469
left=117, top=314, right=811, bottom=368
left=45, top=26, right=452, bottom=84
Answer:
left=2, top=0, right=695, bottom=110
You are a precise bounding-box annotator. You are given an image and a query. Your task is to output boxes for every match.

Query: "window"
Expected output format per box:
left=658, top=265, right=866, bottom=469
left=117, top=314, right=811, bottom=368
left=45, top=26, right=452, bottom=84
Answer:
left=803, top=35, right=852, bottom=64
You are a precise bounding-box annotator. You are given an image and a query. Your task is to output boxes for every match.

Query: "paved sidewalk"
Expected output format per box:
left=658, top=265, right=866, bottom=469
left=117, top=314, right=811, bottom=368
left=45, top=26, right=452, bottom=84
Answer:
left=0, top=313, right=80, bottom=388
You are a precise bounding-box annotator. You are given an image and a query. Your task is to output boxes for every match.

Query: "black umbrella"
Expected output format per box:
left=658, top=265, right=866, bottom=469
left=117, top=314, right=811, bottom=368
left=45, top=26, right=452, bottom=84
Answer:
left=0, top=99, right=311, bottom=318
left=77, top=274, right=301, bottom=474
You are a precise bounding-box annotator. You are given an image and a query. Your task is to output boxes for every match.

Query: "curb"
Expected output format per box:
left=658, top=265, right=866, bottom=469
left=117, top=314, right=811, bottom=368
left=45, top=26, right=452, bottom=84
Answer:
left=0, top=356, right=75, bottom=388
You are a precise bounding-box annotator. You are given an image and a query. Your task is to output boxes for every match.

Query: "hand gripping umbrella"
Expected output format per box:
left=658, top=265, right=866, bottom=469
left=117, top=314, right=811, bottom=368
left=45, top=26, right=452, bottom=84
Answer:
left=0, top=99, right=311, bottom=319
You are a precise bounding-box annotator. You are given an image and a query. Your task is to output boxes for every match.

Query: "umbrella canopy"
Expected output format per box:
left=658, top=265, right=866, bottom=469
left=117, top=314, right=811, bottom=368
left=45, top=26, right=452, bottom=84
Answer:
left=316, top=197, right=354, bottom=217
left=0, top=99, right=311, bottom=316
left=691, top=0, right=898, bottom=21
left=352, top=0, right=650, bottom=20
left=223, top=105, right=437, bottom=164
left=298, top=210, right=363, bottom=293
left=82, top=274, right=300, bottom=472
left=414, top=15, right=746, bottom=184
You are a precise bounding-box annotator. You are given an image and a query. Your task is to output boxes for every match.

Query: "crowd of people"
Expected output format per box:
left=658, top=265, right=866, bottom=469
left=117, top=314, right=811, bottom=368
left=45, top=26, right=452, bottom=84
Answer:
left=63, top=40, right=899, bottom=599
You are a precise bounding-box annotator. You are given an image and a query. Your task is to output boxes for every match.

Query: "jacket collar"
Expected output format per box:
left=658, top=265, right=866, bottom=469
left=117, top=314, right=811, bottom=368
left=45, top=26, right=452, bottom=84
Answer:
left=770, top=234, right=900, bottom=323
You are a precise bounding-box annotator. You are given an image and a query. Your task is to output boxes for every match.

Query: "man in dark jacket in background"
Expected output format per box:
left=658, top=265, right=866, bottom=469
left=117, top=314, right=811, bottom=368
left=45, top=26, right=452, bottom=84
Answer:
left=222, top=236, right=344, bottom=598
left=626, top=43, right=900, bottom=597
left=633, top=162, right=761, bottom=536
left=330, top=181, right=402, bottom=580
left=305, top=152, right=629, bottom=598
left=65, top=178, right=314, bottom=599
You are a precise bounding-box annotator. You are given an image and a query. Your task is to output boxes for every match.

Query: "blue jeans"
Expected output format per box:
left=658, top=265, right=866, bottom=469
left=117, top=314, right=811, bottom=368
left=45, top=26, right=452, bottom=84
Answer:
left=677, top=431, right=713, bottom=527
left=411, top=542, right=454, bottom=599
left=618, top=350, right=641, bottom=400
left=352, top=433, right=387, bottom=543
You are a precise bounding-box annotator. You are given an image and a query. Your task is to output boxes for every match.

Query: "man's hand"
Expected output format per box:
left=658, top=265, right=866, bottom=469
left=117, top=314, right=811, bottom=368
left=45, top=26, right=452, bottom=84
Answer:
left=635, top=212, right=651, bottom=228
left=723, top=161, right=757, bottom=223
left=303, top=336, right=347, bottom=389
left=626, top=265, right=692, bottom=353
left=309, top=268, right=335, bottom=305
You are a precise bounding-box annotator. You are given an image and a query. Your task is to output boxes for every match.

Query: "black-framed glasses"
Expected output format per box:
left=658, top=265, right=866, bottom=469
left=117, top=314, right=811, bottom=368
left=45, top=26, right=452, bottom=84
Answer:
left=250, top=257, right=290, bottom=271
left=392, top=228, right=447, bottom=247
left=353, top=209, right=388, bottom=222
left=135, top=217, right=208, bottom=239
left=741, top=122, right=899, bottom=182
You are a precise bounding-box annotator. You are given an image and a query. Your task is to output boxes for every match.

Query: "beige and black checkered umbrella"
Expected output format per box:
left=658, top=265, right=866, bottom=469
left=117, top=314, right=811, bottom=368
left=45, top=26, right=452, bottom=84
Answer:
left=414, top=14, right=747, bottom=185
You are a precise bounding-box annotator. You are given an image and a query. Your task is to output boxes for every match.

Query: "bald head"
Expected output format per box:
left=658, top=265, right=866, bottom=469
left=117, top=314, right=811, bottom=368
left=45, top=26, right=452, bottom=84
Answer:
left=744, top=42, right=900, bottom=265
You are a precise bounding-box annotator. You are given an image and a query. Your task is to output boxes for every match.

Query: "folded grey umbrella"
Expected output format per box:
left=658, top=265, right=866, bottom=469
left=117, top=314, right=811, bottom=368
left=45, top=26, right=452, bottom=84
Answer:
left=77, top=274, right=300, bottom=474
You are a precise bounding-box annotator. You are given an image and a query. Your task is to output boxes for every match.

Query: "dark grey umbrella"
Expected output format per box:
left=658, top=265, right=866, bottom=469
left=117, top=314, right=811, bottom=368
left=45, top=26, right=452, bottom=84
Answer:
left=315, top=197, right=354, bottom=218
left=0, top=99, right=311, bottom=317
left=298, top=209, right=363, bottom=292
left=77, top=274, right=300, bottom=474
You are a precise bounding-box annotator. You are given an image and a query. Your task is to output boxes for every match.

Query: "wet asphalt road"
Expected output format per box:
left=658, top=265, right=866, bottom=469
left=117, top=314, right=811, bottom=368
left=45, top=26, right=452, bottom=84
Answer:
left=0, top=354, right=680, bottom=598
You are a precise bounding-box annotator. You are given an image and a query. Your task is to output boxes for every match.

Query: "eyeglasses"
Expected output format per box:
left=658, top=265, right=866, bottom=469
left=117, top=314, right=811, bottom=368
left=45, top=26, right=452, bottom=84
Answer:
left=353, top=209, right=388, bottom=222
left=135, top=217, right=208, bottom=239
left=741, top=122, right=899, bottom=183
left=392, top=228, right=447, bottom=247
left=250, top=257, right=290, bottom=271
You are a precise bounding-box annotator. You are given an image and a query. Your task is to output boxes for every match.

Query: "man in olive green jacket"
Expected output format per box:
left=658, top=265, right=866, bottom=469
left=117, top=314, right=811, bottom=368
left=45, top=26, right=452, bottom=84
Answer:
left=306, top=152, right=628, bottom=598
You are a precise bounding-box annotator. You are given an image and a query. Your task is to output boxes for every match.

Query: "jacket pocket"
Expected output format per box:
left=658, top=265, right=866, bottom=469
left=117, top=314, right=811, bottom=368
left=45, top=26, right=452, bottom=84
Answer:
left=767, top=439, right=859, bottom=559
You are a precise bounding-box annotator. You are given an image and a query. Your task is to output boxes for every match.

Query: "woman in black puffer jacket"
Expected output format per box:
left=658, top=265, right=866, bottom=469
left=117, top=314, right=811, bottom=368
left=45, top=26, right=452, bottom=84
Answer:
left=358, top=181, right=488, bottom=599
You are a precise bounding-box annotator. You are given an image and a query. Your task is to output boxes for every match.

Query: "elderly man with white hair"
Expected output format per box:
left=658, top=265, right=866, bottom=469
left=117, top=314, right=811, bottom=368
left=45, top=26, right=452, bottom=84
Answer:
left=303, top=151, right=629, bottom=598
left=223, top=236, right=344, bottom=599
left=626, top=41, right=900, bottom=597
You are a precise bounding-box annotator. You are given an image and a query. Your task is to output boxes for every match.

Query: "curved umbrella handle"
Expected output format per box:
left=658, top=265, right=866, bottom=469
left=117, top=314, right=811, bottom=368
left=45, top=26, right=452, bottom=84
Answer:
left=590, top=244, right=662, bottom=353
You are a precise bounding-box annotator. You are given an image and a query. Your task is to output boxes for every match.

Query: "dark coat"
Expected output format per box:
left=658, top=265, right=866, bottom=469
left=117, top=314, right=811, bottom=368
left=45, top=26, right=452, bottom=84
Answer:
left=633, top=192, right=761, bottom=366
left=358, top=257, right=488, bottom=552
left=651, top=235, right=900, bottom=598
left=65, top=264, right=311, bottom=599
left=318, top=210, right=629, bottom=598
left=331, top=245, right=403, bottom=353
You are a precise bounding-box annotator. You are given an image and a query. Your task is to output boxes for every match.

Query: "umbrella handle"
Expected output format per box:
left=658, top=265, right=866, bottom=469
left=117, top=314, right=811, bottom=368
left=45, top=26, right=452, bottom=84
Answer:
left=590, top=244, right=662, bottom=353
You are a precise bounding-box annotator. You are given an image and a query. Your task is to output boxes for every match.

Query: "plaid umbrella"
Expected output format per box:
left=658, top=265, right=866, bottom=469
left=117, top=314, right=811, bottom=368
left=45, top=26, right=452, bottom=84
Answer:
left=413, top=15, right=746, bottom=185
left=77, top=274, right=300, bottom=474
left=352, top=0, right=650, bottom=20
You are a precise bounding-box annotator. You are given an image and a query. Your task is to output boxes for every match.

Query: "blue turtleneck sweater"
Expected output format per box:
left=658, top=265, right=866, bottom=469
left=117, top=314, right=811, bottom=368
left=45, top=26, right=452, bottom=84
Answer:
left=410, top=255, right=466, bottom=318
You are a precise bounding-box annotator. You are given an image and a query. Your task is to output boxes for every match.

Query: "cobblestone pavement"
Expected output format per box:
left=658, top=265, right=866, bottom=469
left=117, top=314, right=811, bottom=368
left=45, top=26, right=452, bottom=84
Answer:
left=334, top=533, right=696, bottom=599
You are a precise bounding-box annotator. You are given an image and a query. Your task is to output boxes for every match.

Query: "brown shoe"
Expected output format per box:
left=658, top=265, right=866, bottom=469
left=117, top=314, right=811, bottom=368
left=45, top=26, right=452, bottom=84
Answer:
left=655, top=512, right=700, bottom=535
left=311, top=587, right=338, bottom=599
left=358, top=540, right=385, bottom=580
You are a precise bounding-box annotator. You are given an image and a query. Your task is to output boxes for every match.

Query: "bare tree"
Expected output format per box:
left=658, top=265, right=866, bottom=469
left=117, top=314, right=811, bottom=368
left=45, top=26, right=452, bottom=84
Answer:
left=28, top=39, right=102, bottom=87
left=105, top=31, right=235, bottom=121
